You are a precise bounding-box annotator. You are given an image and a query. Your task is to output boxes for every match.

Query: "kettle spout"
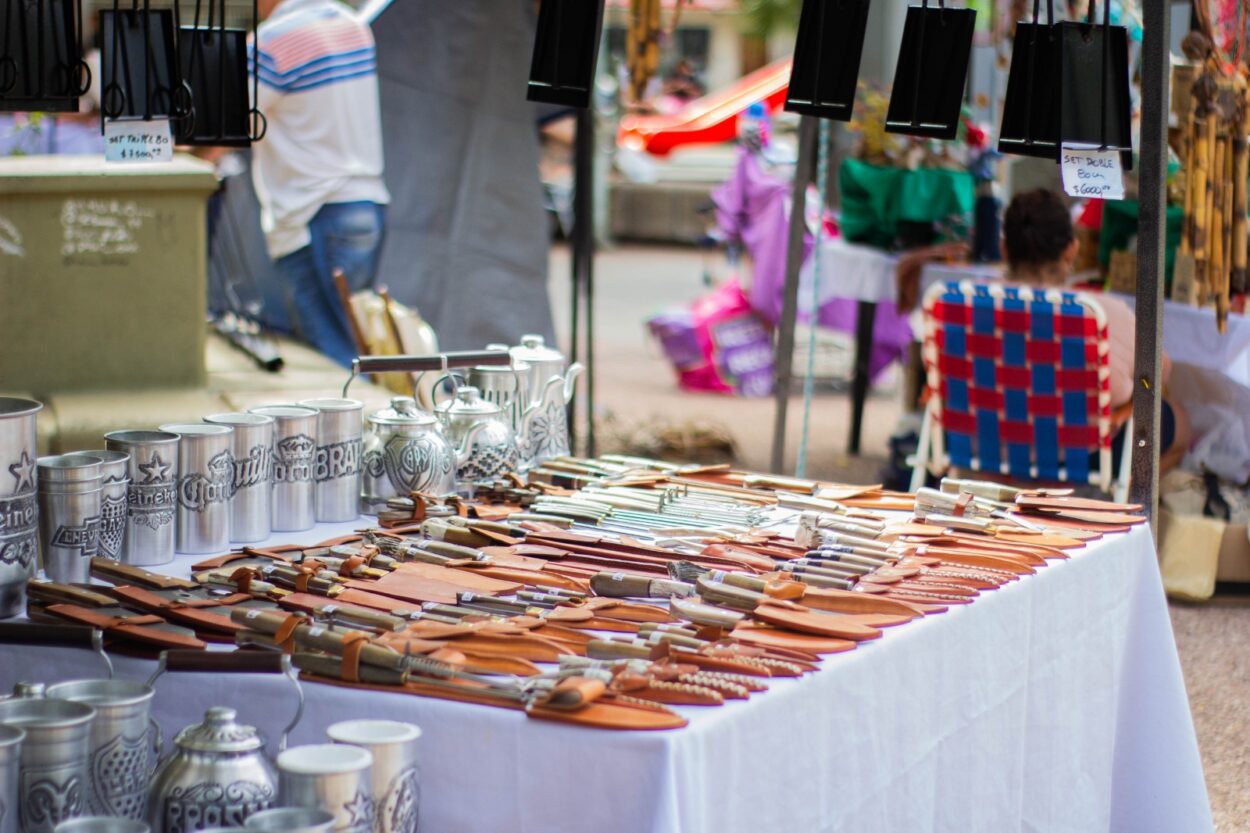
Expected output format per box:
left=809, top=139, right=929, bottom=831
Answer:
left=453, top=421, right=489, bottom=468
left=563, top=362, right=584, bottom=405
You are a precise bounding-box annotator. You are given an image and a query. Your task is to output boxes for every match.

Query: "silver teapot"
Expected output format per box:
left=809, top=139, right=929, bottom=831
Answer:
left=433, top=387, right=518, bottom=489
left=145, top=653, right=303, bottom=833
left=361, top=398, right=485, bottom=508
left=509, top=336, right=582, bottom=469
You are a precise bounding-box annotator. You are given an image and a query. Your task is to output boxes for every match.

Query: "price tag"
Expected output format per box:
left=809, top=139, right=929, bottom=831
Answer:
left=104, top=118, right=174, bottom=163
left=1061, top=145, right=1125, bottom=200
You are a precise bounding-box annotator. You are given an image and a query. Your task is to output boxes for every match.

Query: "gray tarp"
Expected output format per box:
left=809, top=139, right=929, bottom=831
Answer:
left=366, top=0, right=557, bottom=350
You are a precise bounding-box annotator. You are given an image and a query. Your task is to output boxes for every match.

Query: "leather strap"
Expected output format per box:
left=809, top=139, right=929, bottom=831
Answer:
left=340, top=631, right=369, bottom=683
left=273, top=613, right=304, bottom=654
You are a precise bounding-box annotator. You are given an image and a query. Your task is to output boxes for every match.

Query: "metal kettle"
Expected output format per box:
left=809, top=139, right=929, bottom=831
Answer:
left=433, top=387, right=518, bottom=489
left=509, top=335, right=582, bottom=468
left=145, top=651, right=303, bottom=833
left=361, top=397, right=457, bottom=509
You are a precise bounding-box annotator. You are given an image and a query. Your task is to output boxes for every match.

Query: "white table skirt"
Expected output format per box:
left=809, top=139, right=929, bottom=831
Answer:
left=0, top=523, right=1212, bottom=833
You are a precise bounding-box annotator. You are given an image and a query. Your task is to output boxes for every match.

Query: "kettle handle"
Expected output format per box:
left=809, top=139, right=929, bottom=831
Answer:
left=429, top=372, right=461, bottom=410
left=0, top=622, right=113, bottom=679
left=147, top=650, right=304, bottom=752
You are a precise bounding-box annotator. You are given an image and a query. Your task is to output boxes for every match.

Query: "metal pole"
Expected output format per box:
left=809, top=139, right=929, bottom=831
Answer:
left=770, top=116, right=819, bottom=473
left=1130, top=0, right=1169, bottom=529
left=571, top=107, right=596, bottom=456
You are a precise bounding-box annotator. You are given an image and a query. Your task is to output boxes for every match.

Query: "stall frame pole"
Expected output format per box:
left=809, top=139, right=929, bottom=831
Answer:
left=1131, top=0, right=1169, bottom=529
left=570, top=107, right=596, bottom=457
left=770, top=116, right=819, bottom=473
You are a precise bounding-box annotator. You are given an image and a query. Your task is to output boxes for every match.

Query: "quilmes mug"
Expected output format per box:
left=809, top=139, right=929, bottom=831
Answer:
left=277, top=745, right=373, bottom=833
left=159, top=425, right=234, bottom=555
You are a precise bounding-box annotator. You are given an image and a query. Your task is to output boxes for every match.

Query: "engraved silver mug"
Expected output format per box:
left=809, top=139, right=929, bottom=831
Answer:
left=0, top=398, right=42, bottom=619
left=243, top=808, right=333, bottom=833
left=53, top=817, right=148, bottom=833
left=62, top=452, right=129, bottom=563
left=326, top=722, right=420, bottom=833
left=277, top=745, right=373, bottom=833
left=0, top=698, right=96, bottom=833
left=102, top=431, right=179, bottom=567
left=0, top=724, right=25, bottom=833
left=44, top=682, right=158, bottom=821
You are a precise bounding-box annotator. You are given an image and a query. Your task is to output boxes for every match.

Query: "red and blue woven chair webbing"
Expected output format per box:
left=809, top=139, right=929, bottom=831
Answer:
left=926, top=280, right=1110, bottom=485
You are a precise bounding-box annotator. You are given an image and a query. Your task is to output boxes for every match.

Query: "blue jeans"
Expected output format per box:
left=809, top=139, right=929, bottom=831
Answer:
left=276, top=201, right=386, bottom=368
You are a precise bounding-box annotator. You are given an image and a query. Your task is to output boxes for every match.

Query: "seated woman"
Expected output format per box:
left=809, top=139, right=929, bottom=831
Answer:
left=1002, top=189, right=1191, bottom=473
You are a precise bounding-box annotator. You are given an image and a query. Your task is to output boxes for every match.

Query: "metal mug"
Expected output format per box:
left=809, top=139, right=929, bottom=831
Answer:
left=296, top=401, right=363, bottom=524
left=277, top=745, right=373, bottom=833
left=0, top=724, right=24, bottom=833
left=44, top=682, right=157, bottom=821
left=53, top=818, right=148, bottom=833
left=203, top=415, right=274, bottom=544
left=0, top=398, right=41, bottom=619
left=243, top=808, right=333, bottom=833
left=0, top=697, right=96, bottom=833
left=102, top=432, right=179, bottom=567
left=37, top=457, right=102, bottom=585
left=158, top=425, right=234, bottom=555
left=247, top=407, right=317, bottom=533
left=63, top=452, right=129, bottom=563
left=325, top=722, right=419, bottom=833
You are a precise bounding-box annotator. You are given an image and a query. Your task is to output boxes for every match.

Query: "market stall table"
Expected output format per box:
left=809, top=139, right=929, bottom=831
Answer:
left=0, top=520, right=1212, bottom=833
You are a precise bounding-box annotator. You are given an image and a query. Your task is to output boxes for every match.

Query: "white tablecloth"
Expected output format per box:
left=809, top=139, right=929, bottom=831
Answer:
left=1, top=523, right=1212, bottom=833
left=1117, top=293, right=1250, bottom=388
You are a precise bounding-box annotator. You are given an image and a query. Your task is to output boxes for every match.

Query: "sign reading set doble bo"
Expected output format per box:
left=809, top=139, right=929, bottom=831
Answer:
left=104, top=118, right=174, bottom=163
left=1061, top=145, right=1125, bottom=201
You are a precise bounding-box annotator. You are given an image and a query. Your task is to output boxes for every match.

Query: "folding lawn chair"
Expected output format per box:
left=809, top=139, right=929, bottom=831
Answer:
left=911, top=280, right=1131, bottom=502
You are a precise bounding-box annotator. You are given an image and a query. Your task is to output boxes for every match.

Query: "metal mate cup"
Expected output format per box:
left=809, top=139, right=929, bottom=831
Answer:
left=103, top=432, right=179, bottom=566
left=203, top=415, right=274, bottom=544
left=0, top=725, right=25, bottom=833
left=297, top=401, right=363, bottom=524
left=37, top=456, right=103, bottom=585
left=159, top=425, right=234, bottom=555
left=0, top=398, right=41, bottom=619
left=243, top=808, right=334, bottom=833
left=247, top=407, right=318, bottom=533
left=45, top=681, right=157, bottom=820
left=63, top=452, right=129, bottom=563
left=325, top=722, right=420, bottom=833
left=277, top=745, right=373, bottom=833
left=54, top=819, right=149, bottom=833
left=0, top=698, right=97, bottom=833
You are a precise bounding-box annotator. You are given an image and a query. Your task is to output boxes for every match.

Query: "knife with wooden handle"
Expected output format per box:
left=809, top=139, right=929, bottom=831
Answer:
left=91, top=558, right=199, bottom=590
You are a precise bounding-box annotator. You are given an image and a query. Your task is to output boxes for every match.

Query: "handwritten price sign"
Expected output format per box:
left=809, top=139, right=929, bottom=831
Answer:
left=1061, top=145, right=1125, bottom=201
left=104, top=118, right=174, bottom=164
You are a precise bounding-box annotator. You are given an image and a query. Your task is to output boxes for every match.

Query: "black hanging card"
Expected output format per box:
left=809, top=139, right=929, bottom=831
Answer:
left=178, top=27, right=252, bottom=146
left=885, top=0, right=977, bottom=140
left=527, top=0, right=605, bottom=108
left=0, top=0, right=87, bottom=113
left=99, top=7, right=185, bottom=123
left=1058, top=14, right=1133, bottom=169
left=784, top=0, right=872, bottom=121
left=997, top=3, right=1062, bottom=160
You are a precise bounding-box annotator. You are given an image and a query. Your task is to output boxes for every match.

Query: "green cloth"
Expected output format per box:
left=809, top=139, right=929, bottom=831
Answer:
left=838, top=159, right=976, bottom=249
left=1098, top=199, right=1184, bottom=286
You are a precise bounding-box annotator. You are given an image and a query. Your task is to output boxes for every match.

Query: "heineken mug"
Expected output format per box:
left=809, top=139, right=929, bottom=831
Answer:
left=102, top=431, right=179, bottom=566
left=0, top=398, right=41, bottom=619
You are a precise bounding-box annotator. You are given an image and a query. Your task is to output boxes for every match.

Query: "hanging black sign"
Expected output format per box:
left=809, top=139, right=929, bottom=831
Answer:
left=527, top=0, right=605, bottom=108
left=885, top=0, right=977, bottom=140
left=784, top=0, right=872, bottom=121
left=1058, top=0, right=1133, bottom=168
left=0, top=0, right=89, bottom=113
left=99, top=3, right=189, bottom=124
left=998, top=0, right=1062, bottom=160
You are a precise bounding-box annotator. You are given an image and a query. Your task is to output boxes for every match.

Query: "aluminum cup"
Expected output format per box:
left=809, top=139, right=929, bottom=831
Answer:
left=63, top=452, right=129, bottom=562
left=247, top=407, right=318, bottom=533
left=0, top=725, right=25, bottom=833
left=45, top=681, right=156, bottom=820
left=277, top=745, right=373, bottom=833
left=54, top=819, right=148, bottom=833
left=37, top=456, right=102, bottom=585
left=0, top=698, right=96, bottom=833
left=158, top=425, right=234, bottom=555
left=296, top=401, right=363, bottom=524
left=203, top=415, right=274, bottom=544
left=0, top=398, right=42, bottom=618
left=325, top=722, right=420, bottom=833
left=243, top=808, right=333, bottom=833
left=102, top=432, right=179, bottom=567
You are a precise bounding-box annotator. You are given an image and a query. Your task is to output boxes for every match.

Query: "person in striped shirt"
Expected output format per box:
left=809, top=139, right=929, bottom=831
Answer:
left=252, top=0, right=390, bottom=367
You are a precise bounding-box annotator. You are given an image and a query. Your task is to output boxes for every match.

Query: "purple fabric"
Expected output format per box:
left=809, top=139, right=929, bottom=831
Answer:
left=711, top=148, right=913, bottom=381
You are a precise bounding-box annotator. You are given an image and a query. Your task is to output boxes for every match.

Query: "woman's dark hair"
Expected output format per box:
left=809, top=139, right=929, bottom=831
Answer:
left=1003, top=189, right=1074, bottom=269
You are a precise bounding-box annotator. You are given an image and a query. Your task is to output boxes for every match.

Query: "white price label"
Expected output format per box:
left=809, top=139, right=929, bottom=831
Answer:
left=1060, top=145, right=1124, bottom=200
left=104, top=118, right=174, bottom=163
